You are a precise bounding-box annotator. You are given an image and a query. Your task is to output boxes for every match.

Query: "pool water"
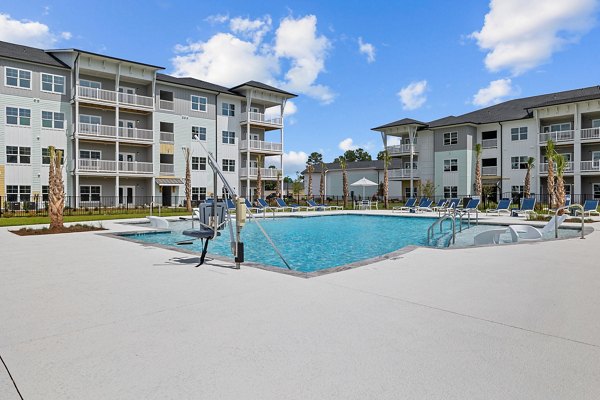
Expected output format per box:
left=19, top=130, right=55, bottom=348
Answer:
left=123, top=215, right=441, bottom=272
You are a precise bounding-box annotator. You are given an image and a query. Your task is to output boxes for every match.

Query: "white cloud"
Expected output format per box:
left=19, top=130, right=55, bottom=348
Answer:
left=60, top=31, right=72, bottom=40
left=472, top=78, right=515, bottom=106
left=173, top=14, right=334, bottom=104
left=283, top=150, right=309, bottom=174
left=470, top=0, right=598, bottom=75
left=265, top=100, right=298, bottom=120
left=338, top=138, right=357, bottom=151
left=397, top=80, right=428, bottom=110
left=205, top=14, right=229, bottom=24
left=358, top=37, right=375, bottom=63
left=0, top=13, right=71, bottom=48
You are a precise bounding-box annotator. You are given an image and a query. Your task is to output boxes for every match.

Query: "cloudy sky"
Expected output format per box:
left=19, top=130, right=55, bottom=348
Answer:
left=1, top=0, right=599, bottom=174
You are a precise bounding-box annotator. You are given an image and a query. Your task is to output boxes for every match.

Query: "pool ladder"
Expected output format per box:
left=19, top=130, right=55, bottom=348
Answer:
left=427, top=208, right=479, bottom=246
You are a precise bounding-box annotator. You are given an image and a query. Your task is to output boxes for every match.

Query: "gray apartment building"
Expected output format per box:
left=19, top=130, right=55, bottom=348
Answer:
left=0, top=40, right=295, bottom=208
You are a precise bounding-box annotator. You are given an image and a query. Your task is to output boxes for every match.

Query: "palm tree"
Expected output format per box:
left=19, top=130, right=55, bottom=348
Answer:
left=306, top=163, right=314, bottom=199
left=48, top=146, right=65, bottom=230
left=320, top=162, right=326, bottom=203
left=275, top=170, right=282, bottom=198
left=339, top=156, right=348, bottom=208
left=554, top=154, right=567, bottom=210
left=546, top=139, right=556, bottom=209
left=182, top=147, right=192, bottom=212
left=524, top=157, right=535, bottom=198
left=474, top=143, right=482, bottom=198
left=382, top=150, right=391, bottom=208
left=256, top=154, right=263, bottom=201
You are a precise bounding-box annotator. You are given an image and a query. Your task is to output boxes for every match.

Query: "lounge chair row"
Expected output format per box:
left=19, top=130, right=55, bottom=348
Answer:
left=392, top=197, right=480, bottom=214
left=244, top=198, right=343, bottom=213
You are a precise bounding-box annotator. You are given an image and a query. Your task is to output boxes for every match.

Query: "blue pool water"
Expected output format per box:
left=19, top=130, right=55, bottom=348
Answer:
left=123, top=215, right=441, bottom=272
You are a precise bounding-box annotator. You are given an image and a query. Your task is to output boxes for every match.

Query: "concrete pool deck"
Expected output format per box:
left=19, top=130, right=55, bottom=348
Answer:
left=1, top=213, right=599, bottom=399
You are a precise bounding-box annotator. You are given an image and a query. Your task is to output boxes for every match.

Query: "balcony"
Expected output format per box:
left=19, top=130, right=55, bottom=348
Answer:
left=240, top=139, right=283, bottom=154
left=539, top=162, right=574, bottom=174
left=538, top=130, right=575, bottom=144
left=482, top=138, right=497, bottom=149
left=160, top=131, right=175, bottom=143
left=581, top=127, right=600, bottom=142
left=76, top=86, right=154, bottom=111
left=78, top=159, right=117, bottom=173
left=240, top=112, right=283, bottom=130
left=581, top=161, right=600, bottom=173
left=388, top=168, right=420, bottom=180
left=240, top=167, right=282, bottom=179
left=481, top=166, right=498, bottom=176
left=386, top=143, right=417, bottom=156
left=119, top=161, right=153, bottom=175
left=160, top=163, right=175, bottom=176
left=159, top=99, right=174, bottom=111
left=118, top=127, right=153, bottom=143
left=78, top=123, right=117, bottom=140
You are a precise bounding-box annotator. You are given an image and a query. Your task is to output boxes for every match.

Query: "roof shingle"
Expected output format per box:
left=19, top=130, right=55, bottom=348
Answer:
left=0, top=40, right=68, bottom=68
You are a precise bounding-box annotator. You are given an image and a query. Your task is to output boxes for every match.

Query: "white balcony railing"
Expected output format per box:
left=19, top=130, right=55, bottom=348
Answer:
left=539, top=162, right=574, bottom=173
left=581, top=127, right=600, bottom=141
left=386, top=143, right=417, bottom=155
left=160, top=131, right=175, bottom=143
left=160, top=163, right=175, bottom=175
left=482, top=138, right=497, bottom=149
left=78, top=159, right=117, bottom=173
left=481, top=166, right=498, bottom=176
left=118, top=127, right=153, bottom=142
left=240, top=167, right=282, bottom=178
left=78, top=123, right=117, bottom=139
left=242, top=112, right=283, bottom=126
left=388, top=168, right=420, bottom=179
left=118, top=92, right=154, bottom=109
left=119, top=161, right=153, bottom=174
left=159, top=99, right=174, bottom=111
left=581, top=160, right=600, bottom=172
left=240, top=139, right=283, bottom=153
left=77, top=86, right=117, bottom=103
left=538, top=130, right=575, bottom=143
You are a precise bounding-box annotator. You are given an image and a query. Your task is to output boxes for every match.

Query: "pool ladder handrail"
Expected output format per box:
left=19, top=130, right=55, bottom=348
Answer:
left=427, top=209, right=456, bottom=245
left=554, top=204, right=585, bottom=239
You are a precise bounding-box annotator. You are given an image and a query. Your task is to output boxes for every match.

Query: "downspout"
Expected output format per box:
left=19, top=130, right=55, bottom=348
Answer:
left=498, top=121, right=503, bottom=200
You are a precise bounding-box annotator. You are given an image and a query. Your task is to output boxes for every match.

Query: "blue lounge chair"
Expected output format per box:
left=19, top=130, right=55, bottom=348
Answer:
left=575, top=199, right=599, bottom=217
left=430, top=199, right=448, bottom=212
left=257, top=198, right=275, bottom=212
left=458, top=198, right=481, bottom=214
left=225, top=198, right=236, bottom=212
left=244, top=198, right=261, bottom=213
left=393, top=197, right=416, bottom=212
left=307, top=199, right=335, bottom=211
left=182, top=203, right=226, bottom=266
left=486, top=198, right=512, bottom=215
left=275, top=198, right=294, bottom=212
left=511, top=197, right=536, bottom=217
left=415, top=199, right=434, bottom=212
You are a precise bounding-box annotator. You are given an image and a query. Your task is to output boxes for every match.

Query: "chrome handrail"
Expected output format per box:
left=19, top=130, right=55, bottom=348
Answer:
left=427, top=210, right=456, bottom=245
left=555, top=204, right=584, bottom=239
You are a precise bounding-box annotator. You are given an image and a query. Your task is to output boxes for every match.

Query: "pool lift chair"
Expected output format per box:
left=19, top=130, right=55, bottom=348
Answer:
left=180, top=137, right=292, bottom=270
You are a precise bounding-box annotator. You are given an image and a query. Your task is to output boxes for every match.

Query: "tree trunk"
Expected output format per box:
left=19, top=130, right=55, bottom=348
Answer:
left=342, top=170, right=348, bottom=208
left=524, top=168, right=531, bottom=198
left=256, top=155, right=263, bottom=200
left=383, top=167, right=389, bottom=209
left=183, top=147, right=192, bottom=212
left=307, top=165, right=313, bottom=198
left=320, top=167, right=325, bottom=204
left=48, top=147, right=64, bottom=231
left=474, top=157, right=482, bottom=198
left=555, top=175, right=565, bottom=210
left=547, top=163, right=555, bottom=209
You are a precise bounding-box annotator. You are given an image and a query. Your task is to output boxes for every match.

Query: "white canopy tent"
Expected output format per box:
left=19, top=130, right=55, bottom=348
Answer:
left=350, top=177, right=378, bottom=199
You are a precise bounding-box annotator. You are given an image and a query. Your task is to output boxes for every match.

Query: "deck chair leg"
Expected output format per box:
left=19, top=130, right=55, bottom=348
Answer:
left=195, top=238, right=211, bottom=267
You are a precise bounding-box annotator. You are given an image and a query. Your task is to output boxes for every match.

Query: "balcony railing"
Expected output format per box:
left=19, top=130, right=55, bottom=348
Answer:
left=160, top=131, right=175, bottom=143
left=581, top=127, right=600, bottom=141
left=159, top=99, right=174, bottom=111
left=241, top=112, right=283, bottom=127
left=539, top=162, right=574, bottom=173
left=77, top=86, right=153, bottom=109
left=240, top=139, right=283, bottom=153
left=388, top=168, right=420, bottom=179
left=482, top=138, right=497, bottom=149
left=386, top=143, right=417, bottom=155
left=160, top=163, right=175, bottom=175
left=119, top=161, right=153, bottom=174
left=240, top=167, right=282, bottom=178
left=78, top=123, right=117, bottom=139
left=118, top=127, right=153, bottom=142
left=481, top=166, right=498, bottom=176
left=538, top=130, right=575, bottom=143
left=581, top=160, right=600, bottom=172
left=118, top=92, right=154, bottom=109
left=78, top=159, right=117, bottom=173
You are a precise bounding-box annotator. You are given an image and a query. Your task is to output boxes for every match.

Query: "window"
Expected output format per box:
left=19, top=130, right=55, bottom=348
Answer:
left=443, top=132, right=458, bottom=145
left=511, top=127, right=528, bottom=141
left=6, top=107, right=31, bottom=126
left=80, top=150, right=101, bottom=159
left=80, top=114, right=102, bottom=125
left=222, top=131, right=235, bottom=144
left=222, top=102, right=235, bottom=117
left=511, top=156, right=528, bottom=170
left=404, top=187, right=418, bottom=199
left=79, top=79, right=101, bottom=89
left=6, top=146, right=30, bottom=163
left=592, top=119, right=600, bottom=128
left=42, top=186, right=49, bottom=202
left=444, top=186, right=458, bottom=198
left=41, top=73, right=65, bottom=94
left=199, top=157, right=207, bottom=171
left=191, top=95, right=207, bottom=112
left=192, top=187, right=199, bottom=201
left=511, top=185, right=525, bottom=197
left=192, top=157, right=199, bottom=171
left=192, top=187, right=207, bottom=201
left=222, top=159, right=235, bottom=172
left=42, top=111, right=65, bottom=129
left=593, top=184, right=600, bottom=199
left=403, top=162, right=418, bottom=170
left=5, top=67, right=31, bottom=89
left=42, top=148, right=64, bottom=164
left=80, top=186, right=101, bottom=202
left=443, top=159, right=458, bottom=172
left=6, top=185, right=18, bottom=202
left=192, top=126, right=206, bottom=140
left=19, top=186, right=31, bottom=202
left=542, top=122, right=572, bottom=133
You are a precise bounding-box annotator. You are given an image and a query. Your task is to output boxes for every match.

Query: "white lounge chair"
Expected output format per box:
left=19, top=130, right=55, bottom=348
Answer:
left=508, top=214, right=567, bottom=242
left=473, top=228, right=508, bottom=245
left=147, top=216, right=169, bottom=229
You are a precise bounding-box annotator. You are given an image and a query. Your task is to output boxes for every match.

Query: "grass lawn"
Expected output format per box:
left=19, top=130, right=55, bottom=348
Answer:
left=0, top=210, right=191, bottom=227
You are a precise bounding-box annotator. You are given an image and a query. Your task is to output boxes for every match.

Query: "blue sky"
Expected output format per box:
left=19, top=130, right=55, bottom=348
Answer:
left=1, top=0, right=599, bottom=174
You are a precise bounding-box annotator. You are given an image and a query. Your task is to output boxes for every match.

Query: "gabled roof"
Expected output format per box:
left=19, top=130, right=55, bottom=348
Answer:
left=156, top=74, right=243, bottom=97
left=230, top=81, right=297, bottom=97
left=0, top=40, right=69, bottom=69
left=48, top=48, right=164, bottom=69
left=372, top=118, right=427, bottom=131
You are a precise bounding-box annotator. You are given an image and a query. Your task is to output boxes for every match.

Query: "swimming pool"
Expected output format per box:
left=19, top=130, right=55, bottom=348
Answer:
left=122, top=215, right=443, bottom=273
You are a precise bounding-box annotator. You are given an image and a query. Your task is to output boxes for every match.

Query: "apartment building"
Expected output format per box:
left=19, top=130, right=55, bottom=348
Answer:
left=0, top=40, right=295, bottom=208
left=372, top=86, right=600, bottom=201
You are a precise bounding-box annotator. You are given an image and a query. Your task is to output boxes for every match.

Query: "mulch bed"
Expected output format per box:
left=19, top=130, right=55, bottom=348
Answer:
left=10, top=224, right=106, bottom=236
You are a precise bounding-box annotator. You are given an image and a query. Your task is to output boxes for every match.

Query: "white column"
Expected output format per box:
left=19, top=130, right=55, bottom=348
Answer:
left=409, top=127, right=415, bottom=198
left=245, top=91, right=252, bottom=199
left=573, top=104, right=582, bottom=197
left=280, top=100, right=285, bottom=198
left=115, top=64, right=121, bottom=205
left=74, top=56, right=80, bottom=208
